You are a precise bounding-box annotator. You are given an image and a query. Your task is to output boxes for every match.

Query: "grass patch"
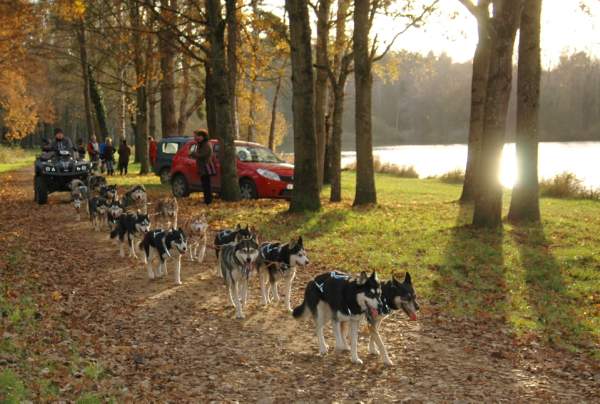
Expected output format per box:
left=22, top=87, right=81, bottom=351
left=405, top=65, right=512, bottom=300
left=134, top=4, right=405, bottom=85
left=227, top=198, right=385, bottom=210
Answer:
left=0, top=369, right=28, bottom=403
left=187, top=172, right=599, bottom=358
left=434, top=169, right=465, bottom=184
left=0, top=146, right=37, bottom=173
left=540, top=172, right=600, bottom=200
left=344, top=156, right=419, bottom=178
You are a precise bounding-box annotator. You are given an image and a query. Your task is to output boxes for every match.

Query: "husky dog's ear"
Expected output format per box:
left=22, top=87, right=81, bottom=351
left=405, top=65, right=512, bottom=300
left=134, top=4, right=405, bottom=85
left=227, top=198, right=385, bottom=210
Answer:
left=297, top=236, right=303, bottom=247
left=235, top=223, right=241, bottom=230
left=356, top=271, right=368, bottom=285
left=404, top=272, right=412, bottom=285
left=369, top=271, right=379, bottom=283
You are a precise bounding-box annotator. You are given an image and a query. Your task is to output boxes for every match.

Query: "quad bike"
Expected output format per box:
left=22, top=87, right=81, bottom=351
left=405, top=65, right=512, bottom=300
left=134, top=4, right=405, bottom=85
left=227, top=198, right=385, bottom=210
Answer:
left=33, top=150, right=92, bottom=205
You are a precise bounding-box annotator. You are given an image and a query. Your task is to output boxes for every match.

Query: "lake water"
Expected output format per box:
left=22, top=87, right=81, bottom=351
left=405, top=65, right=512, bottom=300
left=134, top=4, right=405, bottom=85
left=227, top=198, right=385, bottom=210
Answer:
left=341, top=142, right=600, bottom=189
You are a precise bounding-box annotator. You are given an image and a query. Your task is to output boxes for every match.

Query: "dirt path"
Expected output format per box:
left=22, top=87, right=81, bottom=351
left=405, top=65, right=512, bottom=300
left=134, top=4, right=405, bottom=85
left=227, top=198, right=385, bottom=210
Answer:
left=1, top=168, right=598, bottom=402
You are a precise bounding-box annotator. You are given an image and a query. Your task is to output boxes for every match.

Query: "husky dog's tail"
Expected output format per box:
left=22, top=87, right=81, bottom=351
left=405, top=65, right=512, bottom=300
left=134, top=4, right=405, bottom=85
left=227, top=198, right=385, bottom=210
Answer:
left=292, top=301, right=306, bottom=319
left=110, top=227, right=119, bottom=239
left=292, top=280, right=319, bottom=319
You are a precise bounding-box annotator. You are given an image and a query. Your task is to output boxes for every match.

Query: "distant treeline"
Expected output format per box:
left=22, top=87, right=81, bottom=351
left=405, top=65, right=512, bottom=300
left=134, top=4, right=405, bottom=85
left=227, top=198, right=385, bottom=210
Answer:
left=326, top=51, right=600, bottom=148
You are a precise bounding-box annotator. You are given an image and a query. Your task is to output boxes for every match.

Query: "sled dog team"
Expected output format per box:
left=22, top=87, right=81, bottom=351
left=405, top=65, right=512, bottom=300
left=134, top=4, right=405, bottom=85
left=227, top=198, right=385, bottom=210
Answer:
left=67, top=175, right=420, bottom=366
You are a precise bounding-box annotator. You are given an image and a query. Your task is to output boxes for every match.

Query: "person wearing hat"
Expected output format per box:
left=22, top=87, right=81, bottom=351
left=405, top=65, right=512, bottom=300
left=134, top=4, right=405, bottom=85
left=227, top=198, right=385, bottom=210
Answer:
left=49, top=128, right=75, bottom=153
left=190, top=129, right=214, bottom=205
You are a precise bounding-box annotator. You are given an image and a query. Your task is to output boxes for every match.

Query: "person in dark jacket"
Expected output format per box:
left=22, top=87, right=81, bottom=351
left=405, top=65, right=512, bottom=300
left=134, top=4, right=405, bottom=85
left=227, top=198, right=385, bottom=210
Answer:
left=76, top=138, right=86, bottom=160
left=118, top=139, right=131, bottom=176
left=104, top=138, right=115, bottom=176
left=190, top=129, right=213, bottom=205
left=49, top=128, right=75, bottom=153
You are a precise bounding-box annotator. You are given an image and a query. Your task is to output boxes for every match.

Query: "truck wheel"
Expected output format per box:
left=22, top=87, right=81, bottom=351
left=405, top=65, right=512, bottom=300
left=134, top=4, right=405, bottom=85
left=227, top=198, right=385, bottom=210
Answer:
left=159, top=168, right=170, bottom=184
left=239, top=178, right=258, bottom=199
left=35, top=176, right=48, bottom=205
left=171, top=174, right=190, bottom=198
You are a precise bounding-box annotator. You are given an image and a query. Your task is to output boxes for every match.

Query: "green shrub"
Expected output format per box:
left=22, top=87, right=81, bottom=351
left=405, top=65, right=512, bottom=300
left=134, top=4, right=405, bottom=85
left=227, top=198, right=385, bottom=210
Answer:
left=436, top=169, right=465, bottom=184
left=344, top=157, right=419, bottom=178
left=540, top=172, right=600, bottom=200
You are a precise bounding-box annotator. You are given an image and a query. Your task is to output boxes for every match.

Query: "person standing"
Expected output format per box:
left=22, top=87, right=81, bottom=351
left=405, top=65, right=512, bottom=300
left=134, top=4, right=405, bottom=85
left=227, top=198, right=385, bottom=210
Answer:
left=118, top=139, right=131, bottom=176
left=99, top=139, right=106, bottom=173
left=76, top=138, right=86, bottom=159
left=148, top=136, right=158, bottom=167
left=190, top=129, right=214, bottom=205
left=104, top=138, right=115, bottom=176
left=87, top=135, right=100, bottom=171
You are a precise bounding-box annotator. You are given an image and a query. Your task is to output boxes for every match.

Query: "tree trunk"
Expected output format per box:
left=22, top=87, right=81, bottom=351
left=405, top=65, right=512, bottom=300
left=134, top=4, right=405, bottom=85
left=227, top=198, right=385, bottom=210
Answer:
left=158, top=0, right=178, bottom=137
left=225, top=0, right=240, bottom=139
left=461, top=4, right=491, bottom=203
left=330, top=77, right=348, bottom=202
left=120, top=68, right=127, bottom=140
left=247, top=81, right=257, bottom=142
left=88, top=65, right=109, bottom=140
left=353, top=0, right=376, bottom=206
left=130, top=2, right=150, bottom=174
left=472, top=0, right=522, bottom=228
left=329, top=0, right=351, bottom=202
left=148, top=86, right=158, bottom=139
left=76, top=21, right=95, bottom=140
left=285, top=0, right=321, bottom=212
left=205, top=62, right=217, bottom=137
left=508, top=0, right=542, bottom=222
left=135, top=86, right=150, bottom=174
left=206, top=0, right=240, bottom=201
left=315, top=0, right=331, bottom=188
left=268, top=75, right=282, bottom=151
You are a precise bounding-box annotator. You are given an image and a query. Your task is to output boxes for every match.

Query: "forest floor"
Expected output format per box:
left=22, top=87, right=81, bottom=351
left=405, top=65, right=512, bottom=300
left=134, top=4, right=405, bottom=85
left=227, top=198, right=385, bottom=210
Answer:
left=1, top=167, right=599, bottom=402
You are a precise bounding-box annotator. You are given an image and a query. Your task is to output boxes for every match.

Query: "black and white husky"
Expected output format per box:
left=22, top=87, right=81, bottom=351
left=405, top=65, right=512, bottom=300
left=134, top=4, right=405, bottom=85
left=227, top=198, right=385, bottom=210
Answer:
left=106, top=200, right=124, bottom=231
left=293, top=271, right=384, bottom=365
left=140, top=228, right=187, bottom=285
left=365, top=273, right=419, bottom=365
left=110, top=211, right=151, bottom=258
left=255, top=237, right=309, bottom=311
left=121, top=185, right=147, bottom=213
left=213, top=224, right=254, bottom=275
left=88, top=196, right=108, bottom=231
left=69, top=179, right=88, bottom=221
left=88, top=175, right=107, bottom=193
left=218, top=234, right=259, bottom=319
left=99, top=184, right=118, bottom=202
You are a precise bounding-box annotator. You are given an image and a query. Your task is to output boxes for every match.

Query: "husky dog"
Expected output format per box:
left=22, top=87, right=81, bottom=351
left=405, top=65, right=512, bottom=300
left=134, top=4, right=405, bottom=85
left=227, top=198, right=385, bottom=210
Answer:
left=255, top=237, right=309, bottom=311
left=99, top=184, right=118, bottom=203
left=180, top=215, right=209, bottom=262
left=214, top=224, right=254, bottom=258
left=69, top=179, right=88, bottom=221
left=110, top=211, right=151, bottom=258
left=88, top=196, right=108, bottom=231
left=154, top=196, right=179, bottom=228
left=122, top=185, right=148, bottom=213
left=88, top=175, right=107, bottom=193
left=106, top=200, right=124, bottom=231
left=140, top=228, right=187, bottom=285
left=214, top=224, right=254, bottom=275
left=218, top=234, right=260, bottom=319
left=293, top=271, right=383, bottom=365
left=364, top=273, right=419, bottom=365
